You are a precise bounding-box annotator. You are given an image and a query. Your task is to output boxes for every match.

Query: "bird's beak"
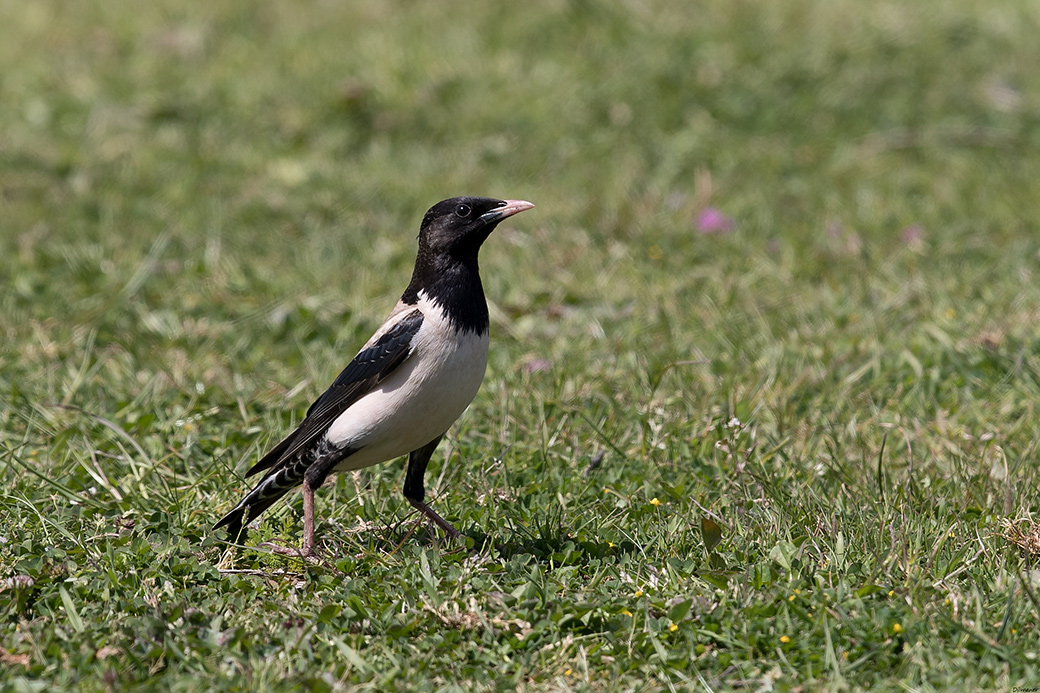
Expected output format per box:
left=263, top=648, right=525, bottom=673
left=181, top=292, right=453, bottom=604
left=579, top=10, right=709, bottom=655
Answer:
left=481, top=199, right=535, bottom=223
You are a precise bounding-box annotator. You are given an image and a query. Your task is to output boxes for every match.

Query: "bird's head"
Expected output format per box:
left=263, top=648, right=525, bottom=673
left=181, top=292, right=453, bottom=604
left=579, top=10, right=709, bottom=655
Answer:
left=419, top=197, right=534, bottom=258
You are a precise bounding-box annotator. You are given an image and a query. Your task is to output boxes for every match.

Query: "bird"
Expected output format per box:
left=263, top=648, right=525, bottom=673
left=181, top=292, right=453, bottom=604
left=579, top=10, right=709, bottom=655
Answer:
left=214, top=196, right=534, bottom=557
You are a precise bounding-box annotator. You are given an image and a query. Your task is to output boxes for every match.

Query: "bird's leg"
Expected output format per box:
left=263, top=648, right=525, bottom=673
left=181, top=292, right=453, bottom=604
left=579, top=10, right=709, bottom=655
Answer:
left=301, top=475, right=317, bottom=556
left=261, top=476, right=319, bottom=560
left=404, top=436, right=462, bottom=539
left=409, top=499, right=463, bottom=539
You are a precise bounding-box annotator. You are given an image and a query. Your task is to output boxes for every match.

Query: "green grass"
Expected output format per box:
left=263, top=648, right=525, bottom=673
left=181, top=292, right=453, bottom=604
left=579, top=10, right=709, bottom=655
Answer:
left=2, top=0, right=1040, bottom=689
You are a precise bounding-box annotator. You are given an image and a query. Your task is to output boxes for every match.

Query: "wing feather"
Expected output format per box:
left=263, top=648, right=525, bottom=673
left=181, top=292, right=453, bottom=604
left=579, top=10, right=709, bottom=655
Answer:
left=243, top=308, right=424, bottom=478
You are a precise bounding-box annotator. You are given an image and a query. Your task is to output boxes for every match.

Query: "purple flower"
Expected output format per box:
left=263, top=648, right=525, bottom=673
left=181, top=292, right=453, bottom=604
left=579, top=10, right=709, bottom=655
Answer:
left=696, top=208, right=735, bottom=235
left=523, top=358, right=552, bottom=374
left=902, top=225, right=924, bottom=245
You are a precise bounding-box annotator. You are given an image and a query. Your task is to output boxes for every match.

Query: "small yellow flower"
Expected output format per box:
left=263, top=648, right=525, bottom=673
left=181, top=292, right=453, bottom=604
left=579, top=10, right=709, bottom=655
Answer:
left=603, top=487, right=610, bottom=494
left=892, top=623, right=902, bottom=634
left=788, top=595, right=796, bottom=602
left=944, top=598, right=950, bottom=605
left=564, top=669, right=572, bottom=676
left=794, top=589, right=801, bottom=595
left=635, top=589, right=644, bottom=597
left=650, top=498, right=661, bottom=507
left=888, top=590, right=895, bottom=597
left=780, top=635, right=790, bottom=644
left=842, top=651, right=848, bottom=660
left=669, top=623, right=678, bottom=632
left=945, top=308, right=956, bottom=319
left=608, top=542, right=615, bottom=548
left=621, top=609, right=633, bottom=617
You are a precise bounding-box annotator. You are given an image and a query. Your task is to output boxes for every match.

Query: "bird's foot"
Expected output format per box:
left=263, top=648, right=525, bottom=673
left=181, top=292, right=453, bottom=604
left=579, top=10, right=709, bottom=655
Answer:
left=258, top=540, right=320, bottom=562
left=408, top=499, right=463, bottom=540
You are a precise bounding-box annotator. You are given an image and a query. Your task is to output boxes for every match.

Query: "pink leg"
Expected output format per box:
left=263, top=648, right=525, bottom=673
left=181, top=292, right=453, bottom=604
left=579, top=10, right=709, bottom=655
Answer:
left=408, top=497, right=463, bottom=539
left=260, top=477, right=319, bottom=560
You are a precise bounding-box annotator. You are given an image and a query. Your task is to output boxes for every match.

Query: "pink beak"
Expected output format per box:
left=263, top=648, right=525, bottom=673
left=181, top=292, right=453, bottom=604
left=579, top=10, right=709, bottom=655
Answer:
left=481, top=199, right=535, bottom=222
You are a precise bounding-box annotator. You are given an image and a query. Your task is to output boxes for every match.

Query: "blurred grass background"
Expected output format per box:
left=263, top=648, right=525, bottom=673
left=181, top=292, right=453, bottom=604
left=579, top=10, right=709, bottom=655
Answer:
left=2, top=0, right=1040, bottom=690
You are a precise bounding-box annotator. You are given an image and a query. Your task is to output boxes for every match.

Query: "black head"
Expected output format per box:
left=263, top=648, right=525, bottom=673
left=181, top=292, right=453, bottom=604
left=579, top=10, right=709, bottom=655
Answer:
left=402, top=196, right=534, bottom=332
left=418, top=196, right=535, bottom=259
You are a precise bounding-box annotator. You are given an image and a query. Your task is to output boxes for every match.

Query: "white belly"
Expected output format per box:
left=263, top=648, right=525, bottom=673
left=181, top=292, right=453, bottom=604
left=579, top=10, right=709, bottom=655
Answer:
left=324, top=295, right=489, bottom=471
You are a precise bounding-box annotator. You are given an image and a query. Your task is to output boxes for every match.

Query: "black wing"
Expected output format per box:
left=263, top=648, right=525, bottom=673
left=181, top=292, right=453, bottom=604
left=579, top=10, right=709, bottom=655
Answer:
left=243, top=308, right=424, bottom=478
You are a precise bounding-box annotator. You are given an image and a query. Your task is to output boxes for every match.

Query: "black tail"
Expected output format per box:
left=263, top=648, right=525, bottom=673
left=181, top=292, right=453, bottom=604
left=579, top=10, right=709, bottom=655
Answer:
left=213, top=466, right=301, bottom=541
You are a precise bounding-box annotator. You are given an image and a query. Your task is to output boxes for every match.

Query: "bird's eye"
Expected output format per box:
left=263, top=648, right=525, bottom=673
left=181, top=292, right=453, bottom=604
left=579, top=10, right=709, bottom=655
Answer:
left=454, top=204, right=472, bottom=218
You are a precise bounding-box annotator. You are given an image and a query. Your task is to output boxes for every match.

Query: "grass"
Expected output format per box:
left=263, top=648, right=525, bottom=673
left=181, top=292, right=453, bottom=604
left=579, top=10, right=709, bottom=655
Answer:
left=2, top=0, right=1040, bottom=689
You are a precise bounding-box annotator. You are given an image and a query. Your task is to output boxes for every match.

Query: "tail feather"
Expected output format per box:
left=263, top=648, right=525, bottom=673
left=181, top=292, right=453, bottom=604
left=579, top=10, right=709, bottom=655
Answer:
left=213, top=464, right=304, bottom=540
left=215, top=437, right=351, bottom=542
